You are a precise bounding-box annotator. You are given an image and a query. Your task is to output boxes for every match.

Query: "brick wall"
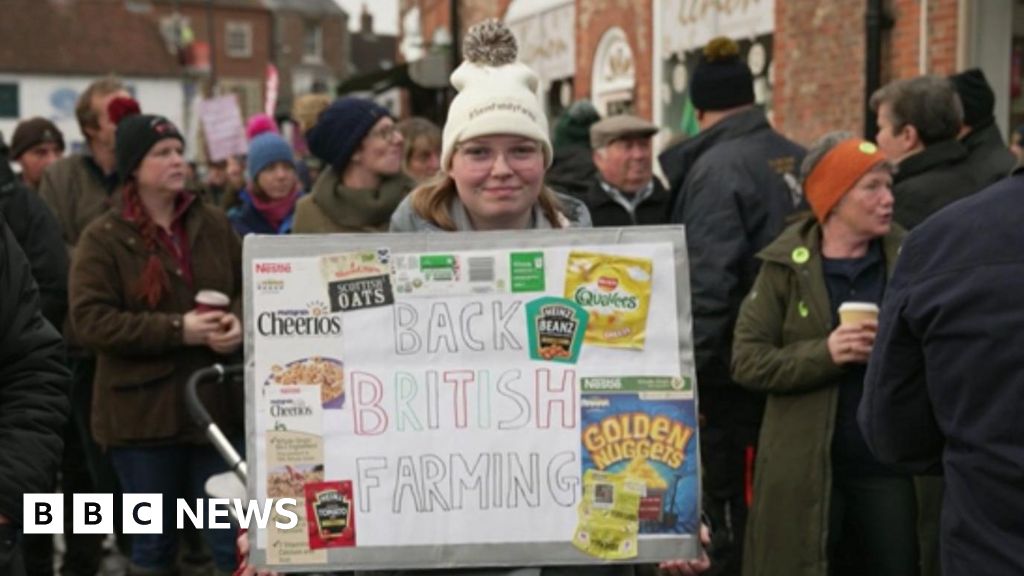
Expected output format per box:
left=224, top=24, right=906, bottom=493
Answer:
left=774, top=0, right=867, bottom=145
left=575, top=0, right=654, bottom=120
left=774, top=0, right=961, bottom=146
left=275, top=11, right=348, bottom=111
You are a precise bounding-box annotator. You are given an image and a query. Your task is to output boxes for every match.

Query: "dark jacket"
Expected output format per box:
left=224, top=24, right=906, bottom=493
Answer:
left=546, top=146, right=598, bottom=199
left=664, top=107, right=805, bottom=423
left=38, top=153, right=119, bottom=249
left=732, top=216, right=904, bottom=576
left=0, top=153, right=68, bottom=329
left=0, top=217, right=70, bottom=523
left=228, top=190, right=300, bottom=236
left=574, top=178, right=671, bottom=227
left=961, top=121, right=1016, bottom=189
left=69, top=199, right=243, bottom=447
left=892, top=139, right=981, bottom=230
left=860, top=173, right=1024, bottom=576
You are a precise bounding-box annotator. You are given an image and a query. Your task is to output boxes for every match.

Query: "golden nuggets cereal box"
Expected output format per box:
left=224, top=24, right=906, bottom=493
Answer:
left=564, top=251, right=653, bottom=350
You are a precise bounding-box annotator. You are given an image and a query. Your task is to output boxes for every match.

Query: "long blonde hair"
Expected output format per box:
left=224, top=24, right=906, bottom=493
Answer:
left=410, top=175, right=565, bottom=231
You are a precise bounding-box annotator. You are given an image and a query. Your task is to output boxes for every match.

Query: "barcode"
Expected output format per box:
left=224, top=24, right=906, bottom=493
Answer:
left=467, top=257, right=495, bottom=282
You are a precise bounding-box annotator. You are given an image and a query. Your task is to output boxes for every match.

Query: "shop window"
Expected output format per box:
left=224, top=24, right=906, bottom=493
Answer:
left=304, top=22, right=323, bottom=62
left=0, top=84, right=17, bottom=118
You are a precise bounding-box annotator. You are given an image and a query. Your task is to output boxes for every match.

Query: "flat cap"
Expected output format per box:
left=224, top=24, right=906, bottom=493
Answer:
left=590, top=114, right=658, bottom=149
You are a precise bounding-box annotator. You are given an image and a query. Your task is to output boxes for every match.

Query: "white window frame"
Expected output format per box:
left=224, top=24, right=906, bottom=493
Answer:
left=303, top=21, right=323, bottom=63
left=225, top=21, right=253, bottom=59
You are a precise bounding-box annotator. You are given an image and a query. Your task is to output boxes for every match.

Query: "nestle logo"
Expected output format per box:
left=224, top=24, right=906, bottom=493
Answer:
left=256, top=263, right=292, bottom=274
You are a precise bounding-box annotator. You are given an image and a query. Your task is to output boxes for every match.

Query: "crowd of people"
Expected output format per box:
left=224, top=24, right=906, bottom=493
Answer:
left=0, top=16, right=1021, bottom=576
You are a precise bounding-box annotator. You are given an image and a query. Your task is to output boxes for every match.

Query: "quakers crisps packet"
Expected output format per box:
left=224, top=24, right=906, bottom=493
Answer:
left=564, top=252, right=653, bottom=350
left=573, top=520, right=638, bottom=560
left=573, top=470, right=643, bottom=559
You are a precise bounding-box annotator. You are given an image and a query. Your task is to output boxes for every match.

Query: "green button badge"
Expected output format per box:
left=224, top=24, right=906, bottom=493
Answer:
left=791, top=247, right=810, bottom=264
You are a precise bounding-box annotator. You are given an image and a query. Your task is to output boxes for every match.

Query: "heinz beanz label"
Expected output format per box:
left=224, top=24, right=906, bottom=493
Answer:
left=564, top=252, right=653, bottom=350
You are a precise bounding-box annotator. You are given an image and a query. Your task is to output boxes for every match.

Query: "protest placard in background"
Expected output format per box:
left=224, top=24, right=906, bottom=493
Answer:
left=198, top=94, right=247, bottom=162
left=244, top=227, right=701, bottom=571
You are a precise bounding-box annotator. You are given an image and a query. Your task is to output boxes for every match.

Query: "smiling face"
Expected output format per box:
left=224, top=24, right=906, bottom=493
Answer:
left=828, top=165, right=894, bottom=240
left=352, top=117, right=404, bottom=176
left=135, top=138, right=187, bottom=196
left=449, top=134, right=546, bottom=230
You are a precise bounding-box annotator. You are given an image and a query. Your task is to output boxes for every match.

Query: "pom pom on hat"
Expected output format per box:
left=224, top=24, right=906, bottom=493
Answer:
left=441, top=19, right=551, bottom=171
left=690, top=36, right=755, bottom=112
left=108, top=97, right=142, bottom=126
left=246, top=113, right=279, bottom=140
left=463, top=19, right=518, bottom=66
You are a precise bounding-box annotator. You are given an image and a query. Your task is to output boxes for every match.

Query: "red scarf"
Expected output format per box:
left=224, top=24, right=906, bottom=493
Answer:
left=250, top=185, right=301, bottom=231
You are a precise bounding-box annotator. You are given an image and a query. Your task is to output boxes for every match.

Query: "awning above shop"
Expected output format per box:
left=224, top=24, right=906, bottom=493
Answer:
left=337, top=53, right=450, bottom=96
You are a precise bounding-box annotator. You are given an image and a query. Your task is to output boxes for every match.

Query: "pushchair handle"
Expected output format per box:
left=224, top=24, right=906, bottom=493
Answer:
left=186, top=364, right=248, bottom=483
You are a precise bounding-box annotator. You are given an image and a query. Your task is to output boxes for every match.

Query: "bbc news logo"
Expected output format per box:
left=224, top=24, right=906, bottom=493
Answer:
left=23, top=494, right=299, bottom=534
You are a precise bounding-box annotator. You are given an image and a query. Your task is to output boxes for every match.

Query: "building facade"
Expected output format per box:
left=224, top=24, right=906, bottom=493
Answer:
left=0, top=0, right=184, bottom=150
left=266, top=0, right=348, bottom=118
left=150, top=0, right=273, bottom=119
left=397, top=0, right=1022, bottom=148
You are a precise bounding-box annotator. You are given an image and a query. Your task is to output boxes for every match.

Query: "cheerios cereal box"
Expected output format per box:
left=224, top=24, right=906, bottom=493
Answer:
left=564, top=251, right=653, bottom=350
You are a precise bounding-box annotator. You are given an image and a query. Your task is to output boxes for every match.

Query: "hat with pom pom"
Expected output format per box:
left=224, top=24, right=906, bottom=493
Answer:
left=110, top=96, right=184, bottom=182
left=690, top=37, right=755, bottom=111
left=441, top=19, right=551, bottom=170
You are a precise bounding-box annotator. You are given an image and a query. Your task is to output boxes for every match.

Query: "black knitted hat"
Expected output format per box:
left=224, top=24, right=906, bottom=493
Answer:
left=690, top=37, right=755, bottom=111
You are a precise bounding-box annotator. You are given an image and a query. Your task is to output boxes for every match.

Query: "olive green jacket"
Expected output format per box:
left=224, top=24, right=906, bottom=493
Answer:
left=293, top=169, right=413, bottom=233
left=730, top=215, right=903, bottom=576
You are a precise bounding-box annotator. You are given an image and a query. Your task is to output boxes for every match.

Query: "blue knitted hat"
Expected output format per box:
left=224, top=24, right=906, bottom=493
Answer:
left=247, top=132, right=294, bottom=181
left=306, top=97, right=391, bottom=173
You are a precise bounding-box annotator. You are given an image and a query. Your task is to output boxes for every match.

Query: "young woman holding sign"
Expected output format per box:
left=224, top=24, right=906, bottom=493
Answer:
left=237, top=20, right=709, bottom=576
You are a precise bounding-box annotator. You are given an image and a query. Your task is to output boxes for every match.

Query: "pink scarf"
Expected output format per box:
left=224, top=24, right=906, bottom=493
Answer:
left=250, top=185, right=301, bottom=231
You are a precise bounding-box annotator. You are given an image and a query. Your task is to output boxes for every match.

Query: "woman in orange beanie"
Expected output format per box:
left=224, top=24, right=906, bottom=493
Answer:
left=731, top=132, right=917, bottom=576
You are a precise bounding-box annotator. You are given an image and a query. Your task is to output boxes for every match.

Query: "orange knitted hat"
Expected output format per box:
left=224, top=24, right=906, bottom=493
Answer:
left=804, top=139, right=887, bottom=222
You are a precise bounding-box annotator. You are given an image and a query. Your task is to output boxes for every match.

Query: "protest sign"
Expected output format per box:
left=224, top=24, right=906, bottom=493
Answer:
left=198, top=95, right=247, bottom=162
left=245, top=227, right=701, bottom=570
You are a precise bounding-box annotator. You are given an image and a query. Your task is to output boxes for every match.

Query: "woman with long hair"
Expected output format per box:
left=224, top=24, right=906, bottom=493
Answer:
left=70, top=99, right=244, bottom=575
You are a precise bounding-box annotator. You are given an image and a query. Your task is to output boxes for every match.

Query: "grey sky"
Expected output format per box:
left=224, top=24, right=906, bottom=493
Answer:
left=333, top=0, right=398, bottom=35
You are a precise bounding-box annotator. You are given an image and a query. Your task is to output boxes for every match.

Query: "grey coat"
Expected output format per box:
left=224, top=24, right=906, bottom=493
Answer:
left=389, top=190, right=592, bottom=232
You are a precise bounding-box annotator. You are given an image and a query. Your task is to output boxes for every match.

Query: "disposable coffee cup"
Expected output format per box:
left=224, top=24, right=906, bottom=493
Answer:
left=195, top=290, right=231, bottom=313
left=838, top=302, right=879, bottom=326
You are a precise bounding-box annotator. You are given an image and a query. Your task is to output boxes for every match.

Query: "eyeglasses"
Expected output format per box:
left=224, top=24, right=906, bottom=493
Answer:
left=369, top=123, right=400, bottom=142
left=454, top=142, right=543, bottom=171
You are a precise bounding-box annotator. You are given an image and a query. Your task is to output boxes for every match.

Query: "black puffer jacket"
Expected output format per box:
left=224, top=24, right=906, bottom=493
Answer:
left=0, top=142, right=68, bottom=329
left=0, top=216, right=70, bottom=523
left=892, top=139, right=982, bottom=230
left=663, top=108, right=805, bottom=423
